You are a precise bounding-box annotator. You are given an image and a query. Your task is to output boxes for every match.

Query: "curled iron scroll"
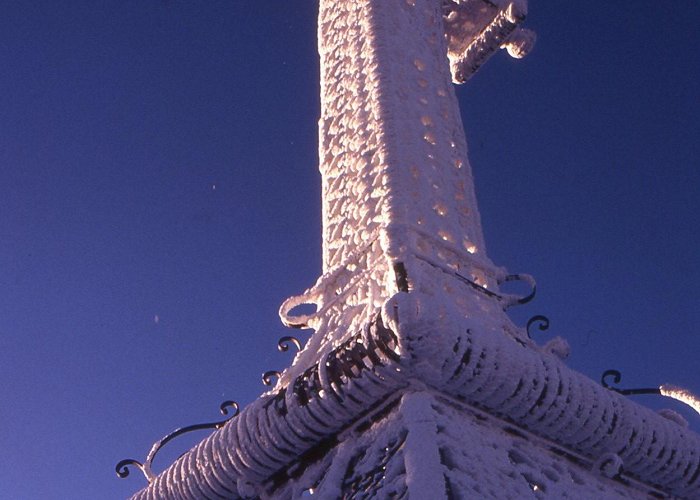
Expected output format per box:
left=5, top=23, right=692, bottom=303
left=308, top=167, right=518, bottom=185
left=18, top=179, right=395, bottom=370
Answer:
left=601, top=370, right=660, bottom=396
left=116, top=459, right=152, bottom=481
left=277, top=336, right=302, bottom=353
left=526, top=315, right=550, bottom=339
left=116, top=400, right=240, bottom=483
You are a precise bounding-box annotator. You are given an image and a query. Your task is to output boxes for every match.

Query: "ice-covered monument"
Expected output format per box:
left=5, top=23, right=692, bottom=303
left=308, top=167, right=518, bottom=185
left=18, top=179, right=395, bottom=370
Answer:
left=122, top=0, right=700, bottom=497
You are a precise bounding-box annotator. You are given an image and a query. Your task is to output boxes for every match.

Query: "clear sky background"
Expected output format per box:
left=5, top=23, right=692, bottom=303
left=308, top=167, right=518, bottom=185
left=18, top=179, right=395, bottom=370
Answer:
left=1, top=2, right=698, bottom=499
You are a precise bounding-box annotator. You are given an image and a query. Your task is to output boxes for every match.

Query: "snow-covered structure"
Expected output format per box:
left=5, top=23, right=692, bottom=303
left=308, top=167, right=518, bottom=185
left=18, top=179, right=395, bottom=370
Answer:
left=125, top=0, right=700, bottom=498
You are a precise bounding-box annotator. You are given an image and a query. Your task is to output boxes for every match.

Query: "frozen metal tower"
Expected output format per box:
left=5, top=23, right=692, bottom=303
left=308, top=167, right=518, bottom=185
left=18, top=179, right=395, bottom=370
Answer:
left=277, top=0, right=536, bottom=379
left=124, top=1, right=700, bottom=498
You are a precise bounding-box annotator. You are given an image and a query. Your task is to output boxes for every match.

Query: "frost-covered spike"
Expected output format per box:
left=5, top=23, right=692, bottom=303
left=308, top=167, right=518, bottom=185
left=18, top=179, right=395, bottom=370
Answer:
left=504, top=1, right=527, bottom=23
left=660, top=384, right=700, bottom=416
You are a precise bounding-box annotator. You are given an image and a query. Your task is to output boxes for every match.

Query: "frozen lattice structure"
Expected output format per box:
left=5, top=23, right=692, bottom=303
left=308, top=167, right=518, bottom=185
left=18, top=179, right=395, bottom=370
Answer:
left=129, top=1, right=700, bottom=498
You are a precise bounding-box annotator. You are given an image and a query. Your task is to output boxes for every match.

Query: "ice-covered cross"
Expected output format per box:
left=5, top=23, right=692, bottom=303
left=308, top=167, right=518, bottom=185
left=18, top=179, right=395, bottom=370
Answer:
left=279, top=0, right=535, bottom=374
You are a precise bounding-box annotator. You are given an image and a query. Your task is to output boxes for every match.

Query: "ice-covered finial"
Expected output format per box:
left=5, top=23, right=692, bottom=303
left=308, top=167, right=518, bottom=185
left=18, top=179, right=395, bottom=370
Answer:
left=502, top=27, right=536, bottom=59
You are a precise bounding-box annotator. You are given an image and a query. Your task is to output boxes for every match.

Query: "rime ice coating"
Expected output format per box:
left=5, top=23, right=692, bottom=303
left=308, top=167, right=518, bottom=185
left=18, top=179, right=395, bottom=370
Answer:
left=280, top=0, right=531, bottom=387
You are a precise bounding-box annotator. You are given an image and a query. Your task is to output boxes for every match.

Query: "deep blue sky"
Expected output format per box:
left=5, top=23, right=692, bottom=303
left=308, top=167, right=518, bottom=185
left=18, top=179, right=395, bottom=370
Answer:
left=1, top=2, right=698, bottom=498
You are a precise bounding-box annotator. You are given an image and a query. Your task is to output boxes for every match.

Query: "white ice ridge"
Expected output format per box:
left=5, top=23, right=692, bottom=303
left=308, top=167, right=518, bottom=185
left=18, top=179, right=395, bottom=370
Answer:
left=661, top=384, right=700, bottom=416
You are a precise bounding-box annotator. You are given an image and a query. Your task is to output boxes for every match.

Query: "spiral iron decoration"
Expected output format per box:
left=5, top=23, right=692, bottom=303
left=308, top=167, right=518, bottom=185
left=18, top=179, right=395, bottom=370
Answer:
left=526, top=315, right=550, bottom=339
left=277, top=336, right=302, bottom=353
left=115, top=400, right=240, bottom=483
left=601, top=370, right=661, bottom=396
left=116, top=459, right=152, bottom=481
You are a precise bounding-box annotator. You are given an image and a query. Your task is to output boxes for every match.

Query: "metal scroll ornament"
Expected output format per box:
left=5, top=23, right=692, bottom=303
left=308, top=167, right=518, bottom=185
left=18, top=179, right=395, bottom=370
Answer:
left=600, top=370, right=661, bottom=396
left=116, top=400, right=240, bottom=483
left=277, top=336, right=302, bottom=353
left=526, top=315, right=550, bottom=339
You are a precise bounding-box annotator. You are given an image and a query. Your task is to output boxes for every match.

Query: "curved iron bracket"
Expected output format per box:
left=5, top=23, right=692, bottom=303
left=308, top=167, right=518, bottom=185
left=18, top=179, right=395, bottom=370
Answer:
left=601, top=370, right=660, bottom=396
left=116, top=400, right=240, bottom=483
left=453, top=272, right=536, bottom=308
left=502, top=273, right=537, bottom=306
